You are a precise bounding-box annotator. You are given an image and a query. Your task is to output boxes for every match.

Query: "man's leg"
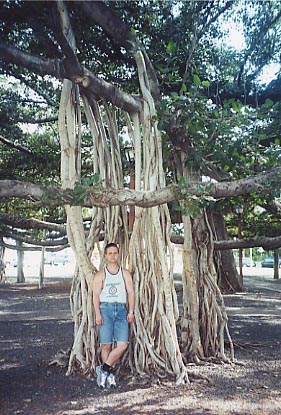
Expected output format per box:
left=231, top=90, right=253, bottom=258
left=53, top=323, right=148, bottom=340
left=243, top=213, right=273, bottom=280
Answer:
left=98, top=342, right=127, bottom=389
left=104, top=341, right=128, bottom=367
left=101, top=343, right=112, bottom=363
left=96, top=304, right=113, bottom=388
left=100, top=304, right=129, bottom=388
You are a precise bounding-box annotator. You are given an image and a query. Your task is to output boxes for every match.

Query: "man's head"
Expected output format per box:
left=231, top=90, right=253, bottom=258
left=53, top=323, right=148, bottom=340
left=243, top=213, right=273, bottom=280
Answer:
left=104, top=243, right=119, bottom=264
left=104, top=242, right=119, bottom=254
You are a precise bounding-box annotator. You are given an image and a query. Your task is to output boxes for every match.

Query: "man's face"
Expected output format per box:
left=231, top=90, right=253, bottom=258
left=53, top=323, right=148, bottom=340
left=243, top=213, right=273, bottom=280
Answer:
left=105, top=247, right=119, bottom=263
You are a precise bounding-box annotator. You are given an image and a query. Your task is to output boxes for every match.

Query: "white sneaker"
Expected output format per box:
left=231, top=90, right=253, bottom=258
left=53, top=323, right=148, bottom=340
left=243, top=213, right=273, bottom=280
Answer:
left=106, top=372, right=117, bottom=388
left=96, top=365, right=108, bottom=389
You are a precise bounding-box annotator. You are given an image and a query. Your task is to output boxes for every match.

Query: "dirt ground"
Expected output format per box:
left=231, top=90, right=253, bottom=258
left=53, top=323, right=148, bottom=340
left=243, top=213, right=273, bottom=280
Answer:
left=0, top=273, right=281, bottom=415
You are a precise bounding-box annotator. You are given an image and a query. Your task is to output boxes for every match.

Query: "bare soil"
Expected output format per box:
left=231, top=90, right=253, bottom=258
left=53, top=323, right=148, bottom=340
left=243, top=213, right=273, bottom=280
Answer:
left=0, top=274, right=281, bottom=415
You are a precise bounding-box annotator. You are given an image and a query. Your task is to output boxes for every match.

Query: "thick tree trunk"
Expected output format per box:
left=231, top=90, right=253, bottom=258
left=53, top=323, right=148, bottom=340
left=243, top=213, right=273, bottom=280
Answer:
left=180, top=214, right=204, bottom=362
left=210, top=210, right=243, bottom=292
left=58, top=79, right=98, bottom=376
left=273, top=248, right=280, bottom=280
left=16, top=239, right=25, bottom=283
left=174, top=157, right=234, bottom=363
left=58, top=79, right=130, bottom=377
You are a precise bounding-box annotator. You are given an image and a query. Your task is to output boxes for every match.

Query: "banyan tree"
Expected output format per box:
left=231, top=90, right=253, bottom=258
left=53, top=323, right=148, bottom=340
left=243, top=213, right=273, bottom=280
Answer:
left=54, top=2, right=233, bottom=383
left=1, top=1, right=281, bottom=384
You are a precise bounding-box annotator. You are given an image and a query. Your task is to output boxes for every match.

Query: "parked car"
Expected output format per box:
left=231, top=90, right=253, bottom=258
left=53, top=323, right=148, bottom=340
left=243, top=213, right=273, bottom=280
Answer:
left=44, top=252, right=69, bottom=266
left=53, top=254, right=70, bottom=266
left=261, top=256, right=281, bottom=268
left=234, top=256, right=255, bottom=267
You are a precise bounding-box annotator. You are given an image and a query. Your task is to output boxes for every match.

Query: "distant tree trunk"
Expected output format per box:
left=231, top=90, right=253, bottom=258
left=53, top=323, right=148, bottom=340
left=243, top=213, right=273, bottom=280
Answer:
left=0, top=241, right=7, bottom=283
left=273, top=248, right=280, bottom=280
left=39, top=245, right=45, bottom=289
left=16, top=239, right=25, bottom=283
left=210, top=210, right=243, bottom=292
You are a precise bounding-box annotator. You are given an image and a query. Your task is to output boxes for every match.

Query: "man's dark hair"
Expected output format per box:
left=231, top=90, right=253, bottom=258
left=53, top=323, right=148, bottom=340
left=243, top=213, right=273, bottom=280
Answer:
left=104, top=242, right=119, bottom=254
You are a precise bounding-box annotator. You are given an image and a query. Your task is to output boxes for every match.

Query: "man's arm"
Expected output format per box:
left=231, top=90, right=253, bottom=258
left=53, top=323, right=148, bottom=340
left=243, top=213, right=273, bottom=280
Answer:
left=123, top=269, right=135, bottom=323
left=93, top=271, right=104, bottom=326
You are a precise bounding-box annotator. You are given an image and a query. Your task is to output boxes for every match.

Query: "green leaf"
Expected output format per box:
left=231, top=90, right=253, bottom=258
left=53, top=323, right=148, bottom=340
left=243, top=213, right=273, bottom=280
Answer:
left=231, top=100, right=240, bottom=112
left=166, top=41, right=176, bottom=54
left=181, top=83, right=187, bottom=92
left=265, top=98, right=274, bottom=108
left=193, top=74, right=201, bottom=86
left=176, top=176, right=186, bottom=187
left=214, top=109, right=220, bottom=117
left=202, top=80, right=210, bottom=88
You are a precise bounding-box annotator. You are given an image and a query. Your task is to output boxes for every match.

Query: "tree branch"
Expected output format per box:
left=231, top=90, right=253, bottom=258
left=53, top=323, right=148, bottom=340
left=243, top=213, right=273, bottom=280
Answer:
left=0, top=41, right=64, bottom=78
left=12, top=73, right=58, bottom=106
left=214, top=236, right=281, bottom=251
left=0, top=3, right=62, bottom=59
left=0, top=41, right=141, bottom=113
left=0, top=167, right=280, bottom=207
left=0, top=134, right=33, bottom=155
left=81, top=1, right=160, bottom=103
left=81, top=1, right=135, bottom=52
left=52, top=1, right=81, bottom=73
left=171, top=234, right=281, bottom=250
left=18, top=116, right=58, bottom=124
left=261, top=199, right=281, bottom=218
left=80, top=70, right=142, bottom=113
left=0, top=239, right=68, bottom=251
left=0, top=214, right=66, bottom=233
left=1, top=229, right=68, bottom=247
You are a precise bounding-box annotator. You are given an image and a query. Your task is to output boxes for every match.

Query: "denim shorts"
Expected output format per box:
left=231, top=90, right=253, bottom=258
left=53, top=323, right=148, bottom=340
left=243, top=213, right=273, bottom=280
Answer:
left=98, top=302, right=129, bottom=344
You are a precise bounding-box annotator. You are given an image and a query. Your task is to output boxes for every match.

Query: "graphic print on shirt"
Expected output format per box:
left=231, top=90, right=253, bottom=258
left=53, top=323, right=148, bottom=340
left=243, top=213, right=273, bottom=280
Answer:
left=107, top=282, right=120, bottom=297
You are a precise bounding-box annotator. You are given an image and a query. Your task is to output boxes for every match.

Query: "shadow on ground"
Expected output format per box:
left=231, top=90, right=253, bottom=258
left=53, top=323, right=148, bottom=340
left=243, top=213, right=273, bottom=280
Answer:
left=0, top=275, right=281, bottom=415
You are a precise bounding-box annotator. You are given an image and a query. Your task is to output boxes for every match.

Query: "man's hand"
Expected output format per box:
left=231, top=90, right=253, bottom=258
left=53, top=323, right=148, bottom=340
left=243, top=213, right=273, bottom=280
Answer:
left=127, top=312, right=135, bottom=323
left=96, top=313, right=103, bottom=326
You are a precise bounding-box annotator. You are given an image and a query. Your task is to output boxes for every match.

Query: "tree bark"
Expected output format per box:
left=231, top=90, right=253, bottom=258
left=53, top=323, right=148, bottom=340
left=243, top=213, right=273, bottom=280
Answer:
left=0, top=41, right=141, bottom=114
left=171, top=234, right=281, bottom=251
left=1, top=166, right=280, bottom=207
left=16, top=239, right=25, bottom=283
left=210, top=210, right=243, bottom=292
left=273, top=248, right=280, bottom=280
left=0, top=240, right=7, bottom=284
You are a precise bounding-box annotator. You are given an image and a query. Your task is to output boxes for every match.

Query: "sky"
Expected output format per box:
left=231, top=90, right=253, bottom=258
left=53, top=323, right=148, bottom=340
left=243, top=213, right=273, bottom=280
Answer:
left=226, top=27, right=279, bottom=84
left=219, top=0, right=281, bottom=86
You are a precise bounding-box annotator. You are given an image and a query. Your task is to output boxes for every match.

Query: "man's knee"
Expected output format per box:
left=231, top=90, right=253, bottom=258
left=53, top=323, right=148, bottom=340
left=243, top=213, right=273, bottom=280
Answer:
left=116, top=342, right=128, bottom=353
left=102, top=343, right=112, bottom=353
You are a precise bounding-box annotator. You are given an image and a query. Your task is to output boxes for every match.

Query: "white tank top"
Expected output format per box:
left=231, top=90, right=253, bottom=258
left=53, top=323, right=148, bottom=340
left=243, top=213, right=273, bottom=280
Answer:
left=100, top=266, right=127, bottom=304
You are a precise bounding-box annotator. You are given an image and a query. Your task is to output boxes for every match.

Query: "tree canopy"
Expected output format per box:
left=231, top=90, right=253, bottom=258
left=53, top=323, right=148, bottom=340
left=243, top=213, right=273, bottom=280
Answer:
left=0, top=0, right=280, bottom=248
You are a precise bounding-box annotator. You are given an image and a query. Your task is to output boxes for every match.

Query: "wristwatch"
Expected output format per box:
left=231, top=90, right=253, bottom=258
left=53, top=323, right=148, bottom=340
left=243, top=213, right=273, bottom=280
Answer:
left=128, top=311, right=134, bottom=314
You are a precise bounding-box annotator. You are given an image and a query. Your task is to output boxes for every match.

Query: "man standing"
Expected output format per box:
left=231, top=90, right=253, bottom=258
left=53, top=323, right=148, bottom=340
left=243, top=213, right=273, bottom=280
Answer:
left=93, top=242, right=135, bottom=388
